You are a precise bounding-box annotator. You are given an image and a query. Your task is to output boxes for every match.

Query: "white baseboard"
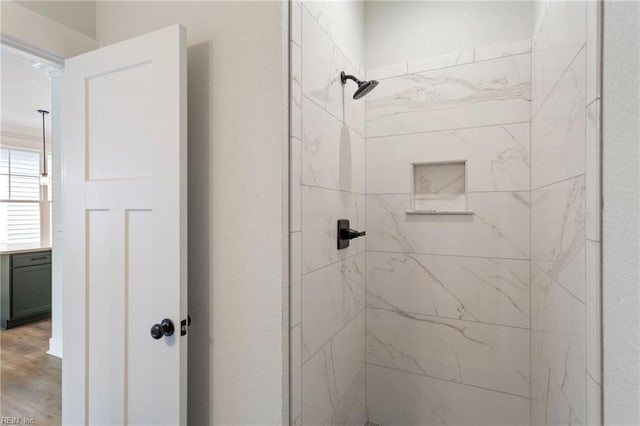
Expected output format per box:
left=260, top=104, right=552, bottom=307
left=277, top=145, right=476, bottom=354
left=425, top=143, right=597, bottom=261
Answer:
left=47, top=337, right=62, bottom=358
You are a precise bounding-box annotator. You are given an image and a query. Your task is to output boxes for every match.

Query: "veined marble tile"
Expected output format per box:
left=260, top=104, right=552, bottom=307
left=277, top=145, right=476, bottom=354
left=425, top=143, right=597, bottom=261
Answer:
left=586, top=240, right=601, bottom=383
left=301, top=1, right=364, bottom=73
left=302, top=312, right=364, bottom=426
left=532, top=175, right=586, bottom=302
left=586, top=373, right=602, bottom=426
left=585, top=0, right=601, bottom=104
left=291, top=324, right=302, bottom=422
left=291, top=0, right=301, bottom=47
left=301, top=96, right=365, bottom=193
left=366, top=123, right=530, bottom=194
left=531, top=264, right=586, bottom=422
left=301, top=7, right=345, bottom=120
left=531, top=0, right=586, bottom=115
left=366, top=192, right=529, bottom=259
left=367, top=62, right=407, bottom=81
left=366, top=364, right=530, bottom=426
left=342, top=62, right=366, bottom=138
left=475, top=39, right=532, bottom=62
left=586, top=100, right=601, bottom=241
left=366, top=308, right=530, bottom=397
left=290, top=137, right=301, bottom=232
left=301, top=185, right=365, bottom=272
left=407, top=49, right=474, bottom=74
left=302, top=253, right=365, bottom=361
left=366, top=252, right=530, bottom=328
left=531, top=344, right=583, bottom=426
left=324, top=366, right=366, bottom=426
left=366, top=54, right=531, bottom=137
left=531, top=0, right=550, bottom=43
left=530, top=328, right=547, bottom=403
left=291, top=83, right=302, bottom=141
left=291, top=42, right=302, bottom=141
left=290, top=232, right=301, bottom=326
left=291, top=41, right=301, bottom=88
left=532, top=48, right=586, bottom=190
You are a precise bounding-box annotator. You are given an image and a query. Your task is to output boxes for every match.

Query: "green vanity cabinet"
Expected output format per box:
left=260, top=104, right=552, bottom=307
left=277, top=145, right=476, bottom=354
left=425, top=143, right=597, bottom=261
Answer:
left=0, top=250, right=52, bottom=329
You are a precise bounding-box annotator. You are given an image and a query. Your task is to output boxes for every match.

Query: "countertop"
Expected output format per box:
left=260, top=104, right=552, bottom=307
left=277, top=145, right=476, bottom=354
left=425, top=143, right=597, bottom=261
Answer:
left=0, top=242, right=52, bottom=255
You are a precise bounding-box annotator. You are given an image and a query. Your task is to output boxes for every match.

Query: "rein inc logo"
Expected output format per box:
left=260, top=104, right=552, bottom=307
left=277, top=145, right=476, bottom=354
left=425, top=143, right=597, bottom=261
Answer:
left=0, top=418, right=35, bottom=425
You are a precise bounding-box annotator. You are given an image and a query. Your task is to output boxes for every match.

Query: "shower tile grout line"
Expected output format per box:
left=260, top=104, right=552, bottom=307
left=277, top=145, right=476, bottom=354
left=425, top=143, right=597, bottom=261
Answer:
left=367, top=190, right=531, bottom=195
left=530, top=262, right=586, bottom=306
left=370, top=49, right=532, bottom=82
left=365, top=305, right=532, bottom=331
left=301, top=307, right=365, bottom=368
left=531, top=173, right=586, bottom=192
left=528, top=35, right=533, bottom=425
left=365, top=249, right=529, bottom=263
left=299, top=2, right=362, bottom=78
left=365, top=120, right=531, bottom=140
left=300, top=92, right=366, bottom=139
left=301, top=183, right=367, bottom=197
left=302, top=250, right=364, bottom=277
left=366, top=362, right=532, bottom=400
left=531, top=42, right=587, bottom=120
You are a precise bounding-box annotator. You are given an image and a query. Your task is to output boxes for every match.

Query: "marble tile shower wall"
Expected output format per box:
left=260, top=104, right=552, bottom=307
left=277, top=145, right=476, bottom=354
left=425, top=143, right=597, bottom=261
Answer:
left=530, top=0, right=602, bottom=424
left=290, top=2, right=601, bottom=425
left=363, top=41, right=533, bottom=425
left=290, top=1, right=367, bottom=425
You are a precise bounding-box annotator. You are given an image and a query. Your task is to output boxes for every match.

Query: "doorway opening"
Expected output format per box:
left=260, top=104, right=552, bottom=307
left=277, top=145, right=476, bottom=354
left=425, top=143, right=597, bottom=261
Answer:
left=0, top=42, right=63, bottom=424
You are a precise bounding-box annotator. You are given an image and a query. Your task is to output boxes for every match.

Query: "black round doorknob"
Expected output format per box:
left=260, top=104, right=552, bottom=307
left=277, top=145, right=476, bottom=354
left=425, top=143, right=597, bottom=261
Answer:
left=150, top=318, right=175, bottom=340
left=150, top=323, right=164, bottom=340
left=161, top=318, right=175, bottom=336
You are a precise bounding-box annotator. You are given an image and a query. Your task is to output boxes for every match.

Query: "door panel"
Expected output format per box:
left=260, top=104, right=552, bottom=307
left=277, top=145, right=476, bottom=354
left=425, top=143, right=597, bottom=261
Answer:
left=86, top=62, right=155, bottom=181
left=61, top=25, right=187, bottom=425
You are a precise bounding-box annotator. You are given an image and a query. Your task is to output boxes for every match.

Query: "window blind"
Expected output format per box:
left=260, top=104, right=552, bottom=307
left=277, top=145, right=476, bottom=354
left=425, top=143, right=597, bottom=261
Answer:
left=0, top=147, right=46, bottom=244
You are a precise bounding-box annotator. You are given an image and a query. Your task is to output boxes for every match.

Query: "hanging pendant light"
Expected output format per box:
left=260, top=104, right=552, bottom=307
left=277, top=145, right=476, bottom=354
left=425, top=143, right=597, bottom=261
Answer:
left=37, top=109, right=50, bottom=186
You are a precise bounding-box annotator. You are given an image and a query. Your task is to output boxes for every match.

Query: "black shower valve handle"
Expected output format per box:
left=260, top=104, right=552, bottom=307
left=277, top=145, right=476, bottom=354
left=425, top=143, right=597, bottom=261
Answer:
left=337, top=219, right=365, bottom=250
left=341, top=228, right=366, bottom=240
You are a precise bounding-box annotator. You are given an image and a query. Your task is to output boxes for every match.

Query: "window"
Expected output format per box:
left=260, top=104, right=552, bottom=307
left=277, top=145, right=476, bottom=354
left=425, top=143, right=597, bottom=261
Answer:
left=0, top=147, right=51, bottom=245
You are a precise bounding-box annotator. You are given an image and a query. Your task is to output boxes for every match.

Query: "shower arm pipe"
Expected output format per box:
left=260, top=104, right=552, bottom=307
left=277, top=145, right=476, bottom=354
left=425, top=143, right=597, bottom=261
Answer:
left=340, top=72, right=362, bottom=85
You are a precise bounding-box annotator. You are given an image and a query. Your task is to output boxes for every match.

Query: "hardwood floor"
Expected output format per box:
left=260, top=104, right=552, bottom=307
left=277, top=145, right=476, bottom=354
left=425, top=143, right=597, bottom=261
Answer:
left=1, top=319, right=61, bottom=425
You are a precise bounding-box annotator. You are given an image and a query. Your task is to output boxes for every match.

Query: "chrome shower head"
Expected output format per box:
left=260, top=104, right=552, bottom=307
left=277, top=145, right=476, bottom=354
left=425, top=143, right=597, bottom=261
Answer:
left=340, top=71, right=379, bottom=100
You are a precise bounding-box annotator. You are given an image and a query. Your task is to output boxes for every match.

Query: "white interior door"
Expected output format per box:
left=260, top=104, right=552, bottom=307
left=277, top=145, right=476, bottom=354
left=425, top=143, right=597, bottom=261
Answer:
left=61, top=25, right=187, bottom=425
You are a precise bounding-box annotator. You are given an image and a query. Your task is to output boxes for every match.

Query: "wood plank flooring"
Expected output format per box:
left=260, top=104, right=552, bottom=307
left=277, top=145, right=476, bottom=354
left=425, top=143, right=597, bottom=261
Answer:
left=1, top=319, right=61, bottom=425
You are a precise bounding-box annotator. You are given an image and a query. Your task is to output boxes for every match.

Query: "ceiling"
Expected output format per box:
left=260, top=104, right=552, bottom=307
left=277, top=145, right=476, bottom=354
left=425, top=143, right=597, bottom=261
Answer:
left=1, top=49, right=52, bottom=136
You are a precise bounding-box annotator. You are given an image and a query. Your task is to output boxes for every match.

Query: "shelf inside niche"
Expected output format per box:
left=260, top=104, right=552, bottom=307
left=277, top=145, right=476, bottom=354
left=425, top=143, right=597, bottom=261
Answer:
left=406, top=210, right=474, bottom=215
left=408, top=160, right=473, bottom=215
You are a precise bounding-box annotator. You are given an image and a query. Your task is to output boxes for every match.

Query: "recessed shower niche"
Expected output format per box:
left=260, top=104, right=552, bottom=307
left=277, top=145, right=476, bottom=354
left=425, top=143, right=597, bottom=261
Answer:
left=408, top=160, right=473, bottom=214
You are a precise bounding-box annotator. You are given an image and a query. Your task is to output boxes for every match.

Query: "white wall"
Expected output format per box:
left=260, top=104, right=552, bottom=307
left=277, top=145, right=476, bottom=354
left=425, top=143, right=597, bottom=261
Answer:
left=602, top=1, right=640, bottom=423
left=15, top=1, right=96, bottom=39
left=364, top=1, right=534, bottom=69
left=95, top=2, right=289, bottom=424
left=3, top=1, right=289, bottom=423
left=0, top=1, right=97, bottom=59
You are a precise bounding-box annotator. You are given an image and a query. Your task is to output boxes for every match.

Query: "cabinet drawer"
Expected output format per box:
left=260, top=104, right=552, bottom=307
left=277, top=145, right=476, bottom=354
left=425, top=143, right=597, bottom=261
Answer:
left=12, top=251, right=51, bottom=268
